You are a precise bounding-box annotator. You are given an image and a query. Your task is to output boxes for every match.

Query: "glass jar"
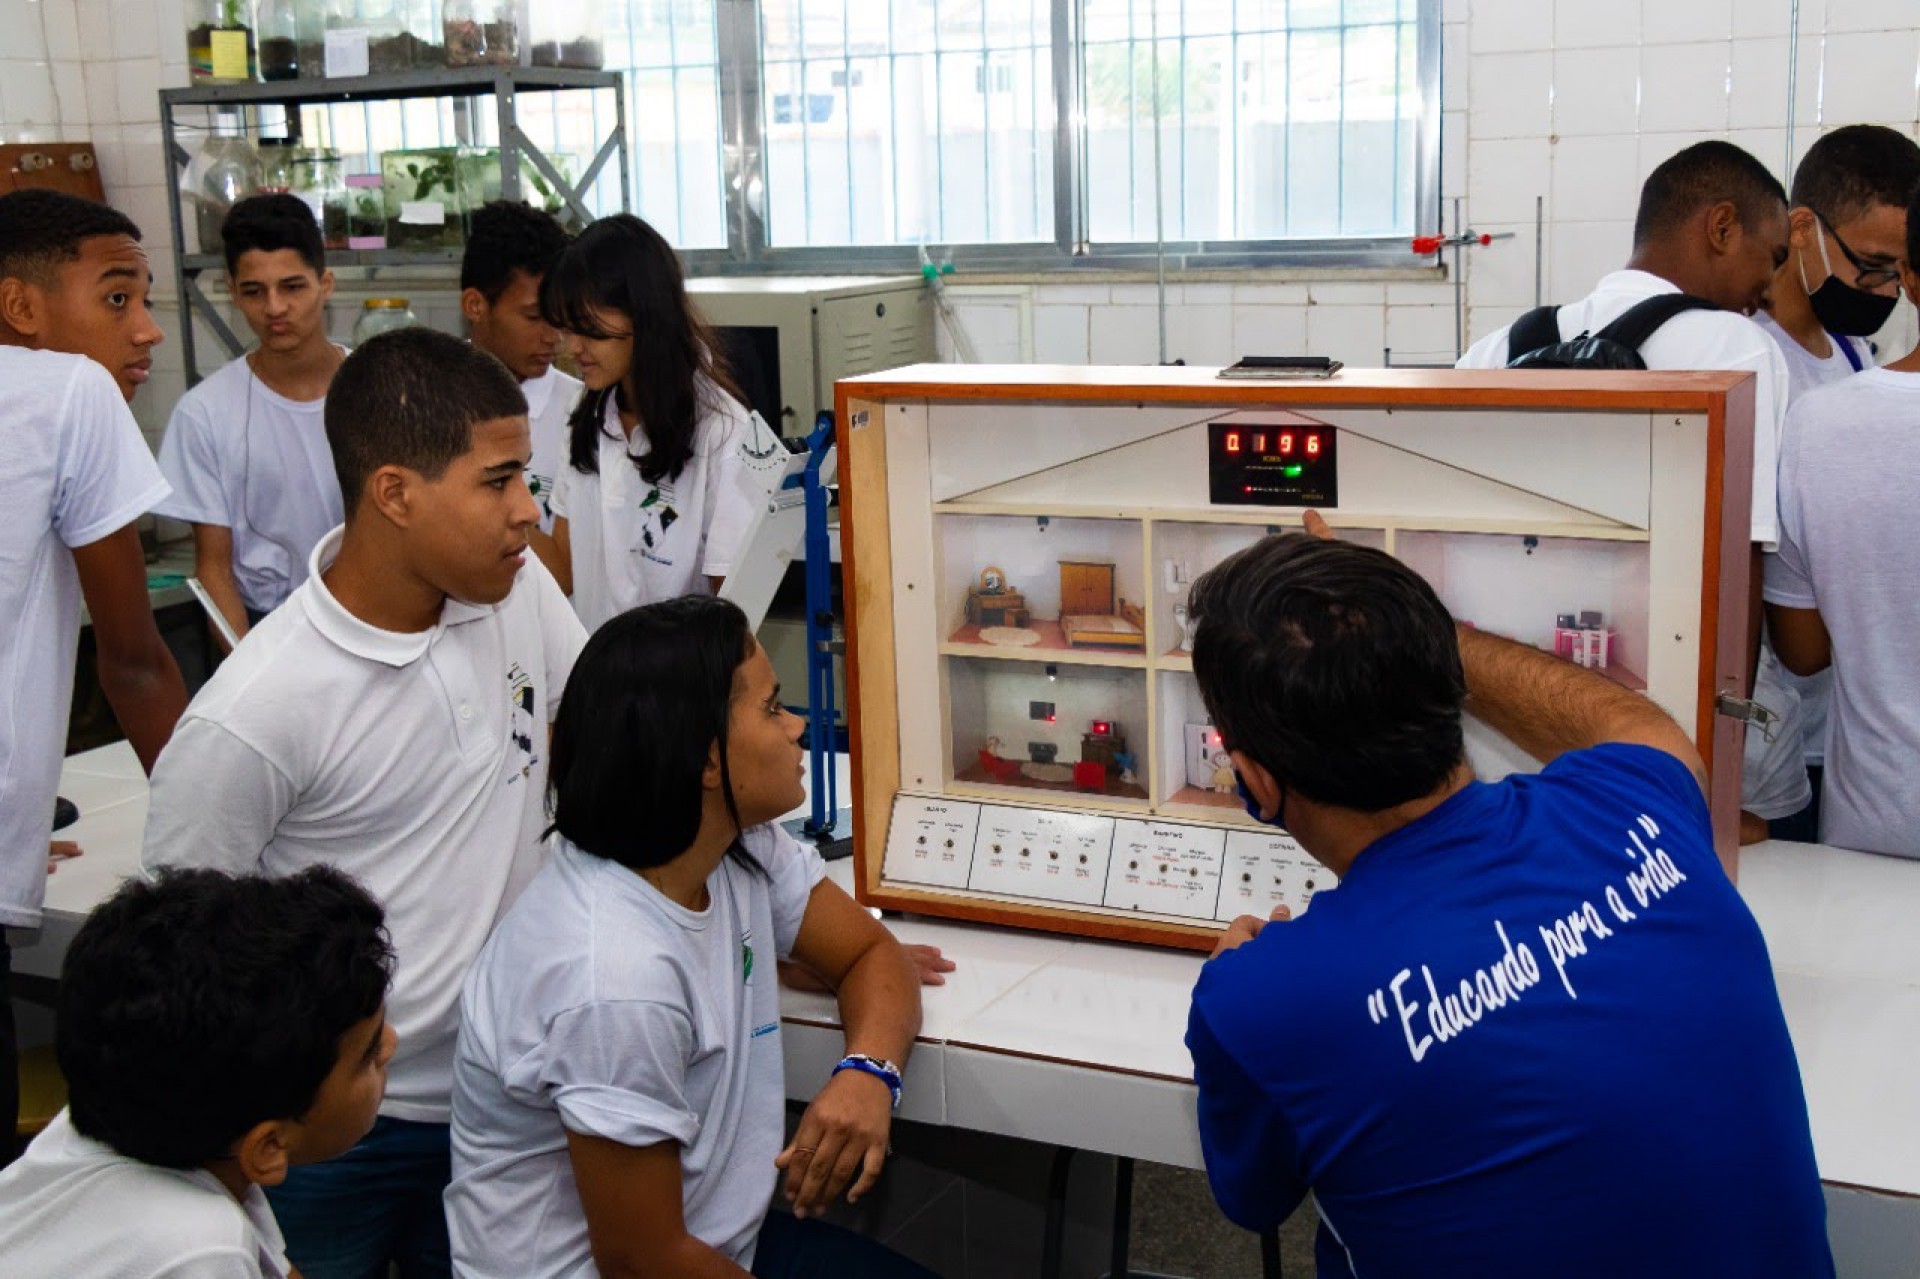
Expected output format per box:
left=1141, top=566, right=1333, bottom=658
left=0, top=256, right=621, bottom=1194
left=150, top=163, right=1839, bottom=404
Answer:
left=257, top=137, right=297, bottom=193
left=444, top=0, right=515, bottom=67
left=405, top=0, right=446, bottom=67
left=257, top=0, right=301, bottom=79
left=324, top=0, right=407, bottom=75
left=528, top=0, right=602, bottom=68
left=346, top=173, right=386, bottom=248
left=288, top=147, right=349, bottom=249
left=187, top=0, right=257, bottom=83
left=380, top=147, right=463, bottom=251
left=181, top=128, right=263, bottom=255
left=352, top=298, right=418, bottom=345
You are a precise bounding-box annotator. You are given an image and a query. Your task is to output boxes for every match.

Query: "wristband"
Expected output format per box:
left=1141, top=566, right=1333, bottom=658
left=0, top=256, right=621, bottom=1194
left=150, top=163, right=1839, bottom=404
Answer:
left=833, top=1054, right=902, bottom=1109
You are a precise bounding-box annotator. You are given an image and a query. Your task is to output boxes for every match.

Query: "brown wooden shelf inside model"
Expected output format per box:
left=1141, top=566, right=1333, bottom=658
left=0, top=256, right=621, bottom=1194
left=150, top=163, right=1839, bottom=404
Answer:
left=954, top=761, right=1150, bottom=802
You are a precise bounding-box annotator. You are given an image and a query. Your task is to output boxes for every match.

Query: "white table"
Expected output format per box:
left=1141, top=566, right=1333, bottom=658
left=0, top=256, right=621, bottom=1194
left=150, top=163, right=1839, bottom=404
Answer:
left=17, top=744, right=1920, bottom=1201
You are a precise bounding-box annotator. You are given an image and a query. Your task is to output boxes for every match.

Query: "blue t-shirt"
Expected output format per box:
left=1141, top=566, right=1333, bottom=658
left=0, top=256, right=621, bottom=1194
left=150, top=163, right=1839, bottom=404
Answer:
left=1187, top=744, right=1830, bottom=1279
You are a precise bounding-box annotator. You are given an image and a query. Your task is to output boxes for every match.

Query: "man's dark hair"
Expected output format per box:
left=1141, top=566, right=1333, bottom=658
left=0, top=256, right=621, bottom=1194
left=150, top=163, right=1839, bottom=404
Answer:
left=550, top=595, right=762, bottom=873
left=56, top=866, right=392, bottom=1170
left=461, top=201, right=571, bottom=301
left=0, top=189, right=142, bottom=285
left=222, top=192, right=326, bottom=276
left=1189, top=534, right=1466, bottom=813
left=1789, top=124, right=1920, bottom=226
left=1632, top=141, right=1788, bottom=247
left=326, top=326, right=527, bottom=516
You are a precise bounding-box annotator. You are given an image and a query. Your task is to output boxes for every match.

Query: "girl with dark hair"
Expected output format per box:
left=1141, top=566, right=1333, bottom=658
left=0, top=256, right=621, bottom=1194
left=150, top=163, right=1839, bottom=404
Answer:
left=537, top=215, right=769, bottom=631
left=446, top=597, right=934, bottom=1278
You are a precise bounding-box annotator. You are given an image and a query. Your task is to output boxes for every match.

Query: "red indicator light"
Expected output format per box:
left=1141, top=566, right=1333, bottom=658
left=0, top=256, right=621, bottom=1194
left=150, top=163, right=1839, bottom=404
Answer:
left=1092, top=720, right=1111, bottom=736
left=1278, top=432, right=1294, bottom=455
left=1225, top=432, right=1240, bottom=453
left=1306, top=433, right=1322, bottom=457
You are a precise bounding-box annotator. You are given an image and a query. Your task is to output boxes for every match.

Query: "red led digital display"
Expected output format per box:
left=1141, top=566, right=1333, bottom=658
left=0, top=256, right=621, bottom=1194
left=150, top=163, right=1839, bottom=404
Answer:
left=1220, top=429, right=1322, bottom=458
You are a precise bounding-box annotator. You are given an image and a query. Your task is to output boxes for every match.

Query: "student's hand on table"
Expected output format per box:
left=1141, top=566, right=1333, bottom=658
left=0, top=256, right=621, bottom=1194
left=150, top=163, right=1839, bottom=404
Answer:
left=48, top=840, right=82, bottom=874
left=776, top=1068, right=895, bottom=1218
left=779, top=944, right=955, bottom=993
left=1210, top=904, right=1291, bottom=959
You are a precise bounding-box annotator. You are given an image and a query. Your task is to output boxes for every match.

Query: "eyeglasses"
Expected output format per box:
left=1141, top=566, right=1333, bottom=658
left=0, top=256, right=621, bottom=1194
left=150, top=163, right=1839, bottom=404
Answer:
left=1815, top=211, right=1903, bottom=290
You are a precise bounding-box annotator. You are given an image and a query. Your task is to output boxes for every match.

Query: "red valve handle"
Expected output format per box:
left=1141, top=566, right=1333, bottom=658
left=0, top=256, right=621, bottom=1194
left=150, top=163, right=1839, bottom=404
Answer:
left=1411, top=232, right=1494, bottom=254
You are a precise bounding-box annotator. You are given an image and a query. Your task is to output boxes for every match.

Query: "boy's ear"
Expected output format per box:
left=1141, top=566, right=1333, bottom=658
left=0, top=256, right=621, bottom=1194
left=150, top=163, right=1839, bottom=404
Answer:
left=230, top=1120, right=294, bottom=1188
left=0, top=276, right=45, bottom=338
left=364, top=465, right=416, bottom=527
left=460, top=287, right=487, bottom=326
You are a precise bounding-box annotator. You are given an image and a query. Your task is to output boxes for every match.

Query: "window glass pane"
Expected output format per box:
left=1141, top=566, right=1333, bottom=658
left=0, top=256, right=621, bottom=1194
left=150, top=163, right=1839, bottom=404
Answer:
left=614, top=0, right=726, bottom=248
left=1087, top=0, right=1417, bottom=243
left=760, top=0, right=1054, bottom=247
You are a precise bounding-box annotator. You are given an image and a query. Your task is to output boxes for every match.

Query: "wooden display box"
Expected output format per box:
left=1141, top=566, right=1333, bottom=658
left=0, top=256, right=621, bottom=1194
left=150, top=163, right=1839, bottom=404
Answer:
left=836, top=366, right=1755, bottom=951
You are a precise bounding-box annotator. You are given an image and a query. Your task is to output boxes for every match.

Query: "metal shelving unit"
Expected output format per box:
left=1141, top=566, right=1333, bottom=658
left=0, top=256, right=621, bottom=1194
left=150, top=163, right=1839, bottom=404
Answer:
left=160, top=66, right=629, bottom=384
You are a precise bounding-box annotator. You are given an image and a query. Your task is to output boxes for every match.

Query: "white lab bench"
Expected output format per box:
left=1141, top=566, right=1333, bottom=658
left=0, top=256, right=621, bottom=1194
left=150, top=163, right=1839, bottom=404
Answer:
left=15, top=743, right=1920, bottom=1270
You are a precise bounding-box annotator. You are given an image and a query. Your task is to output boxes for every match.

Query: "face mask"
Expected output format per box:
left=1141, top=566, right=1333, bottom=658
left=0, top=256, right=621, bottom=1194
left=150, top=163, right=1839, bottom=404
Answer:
left=1234, top=769, right=1287, bottom=831
left=1800, top=225, right=1900, bottom=337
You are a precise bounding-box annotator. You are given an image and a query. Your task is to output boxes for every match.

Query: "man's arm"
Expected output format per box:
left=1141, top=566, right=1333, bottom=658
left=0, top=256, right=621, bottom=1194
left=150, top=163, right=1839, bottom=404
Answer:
left=1186, top=1001, right=1310, bottom=1232
left=72, top=525, right=186, bottom=773
left=189, top=523, right=251, bottom=652
left=565, top=1132, right=747, bottom=1278
left=1457, top=625, right=1707, bottom=794
left=1766, top=603, right=1832, bottom=677
left=141, top=718, right=295, bottom=874
left=778, top=879, right=921, bottom=1217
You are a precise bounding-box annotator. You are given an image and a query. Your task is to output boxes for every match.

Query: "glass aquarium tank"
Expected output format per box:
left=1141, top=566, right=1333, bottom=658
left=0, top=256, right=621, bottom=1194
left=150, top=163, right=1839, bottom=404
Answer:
left=454, top=147, right=583, bottom=232
left=381, top=147, right=463, bottom=250
left=346, top=174, right=386, bottom=248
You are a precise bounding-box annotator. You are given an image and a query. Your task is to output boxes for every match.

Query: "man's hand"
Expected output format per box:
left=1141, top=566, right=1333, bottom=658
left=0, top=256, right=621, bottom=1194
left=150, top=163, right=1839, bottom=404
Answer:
left=1302, top=509, right=1336, bottom=541
left=1210, top=904, right=1291, bottom=959
left=776, top=1068, right=895, bottom=1218
left=49, top=840, right=82, bottom=874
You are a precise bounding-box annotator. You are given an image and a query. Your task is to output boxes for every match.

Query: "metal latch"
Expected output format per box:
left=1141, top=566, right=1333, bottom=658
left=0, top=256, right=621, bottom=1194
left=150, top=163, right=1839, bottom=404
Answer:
left=1716, top=693, right=1782, bottom=743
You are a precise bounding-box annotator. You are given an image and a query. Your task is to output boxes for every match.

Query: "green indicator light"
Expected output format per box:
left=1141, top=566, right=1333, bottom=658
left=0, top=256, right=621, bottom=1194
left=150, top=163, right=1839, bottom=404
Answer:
left=1284, top=465, right=1304, bottom=477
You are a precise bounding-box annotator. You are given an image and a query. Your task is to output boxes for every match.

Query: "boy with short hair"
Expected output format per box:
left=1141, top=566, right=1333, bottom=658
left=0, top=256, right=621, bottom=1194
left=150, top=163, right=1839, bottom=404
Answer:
left=0, top=187, right=187, bottom=1147
left=143, top=326, right=588, bottom=1278
left=157, top=192, right=349, bottom=648
left=0, top=864, right=396, bottom=1276
left=460, top=200, right=578, bottom=565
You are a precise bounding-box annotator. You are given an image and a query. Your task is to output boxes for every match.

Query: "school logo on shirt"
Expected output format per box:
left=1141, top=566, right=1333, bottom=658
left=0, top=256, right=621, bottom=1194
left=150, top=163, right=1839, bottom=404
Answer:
left=636, top=480, right=681, bottom=568
left=526, top=467, right=555, bottom=522
left=506, top=663, right=538, bottom=781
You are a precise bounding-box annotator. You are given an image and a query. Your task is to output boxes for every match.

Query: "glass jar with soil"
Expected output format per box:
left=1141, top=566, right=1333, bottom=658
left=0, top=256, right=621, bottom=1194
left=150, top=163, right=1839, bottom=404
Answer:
left=527, top=0, right=603, bottom=68
left=181, top=127, right=263, bottom=255
left=289, top=148, right=350, bottom=249
left=256, top=0, right=304, bottom=79
left=188, top=0, right=258, bottom=83
left=443, top=0, right=514, bottom=66
left=347, top=174, right=386, bottom=248
left=381, top=147, right=464, bottom=251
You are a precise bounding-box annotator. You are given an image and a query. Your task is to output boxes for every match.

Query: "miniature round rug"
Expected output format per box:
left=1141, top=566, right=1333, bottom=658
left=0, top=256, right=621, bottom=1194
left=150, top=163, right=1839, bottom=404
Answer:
left=980, top=626, right=1042, bottom=647
left=1020, top=762, right=1074, bottom=783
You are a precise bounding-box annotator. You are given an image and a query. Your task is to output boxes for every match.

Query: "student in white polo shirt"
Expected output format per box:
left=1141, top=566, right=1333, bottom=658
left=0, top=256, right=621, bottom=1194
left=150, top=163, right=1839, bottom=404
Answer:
left=1461, top=141, right=1791, bottom=552
left=539, top=214, right=766, bottom=632
left=1744, top=126, right=1920, bottom=843
left=0, top=189, right=187, bottom=1152
left=448, top=596, right=931, bottom=1277
left=142, top=327, right=587, bottom=1279
left=156, top=193, right=348, bottom=648
left=459, top=200, right=580, bottom=574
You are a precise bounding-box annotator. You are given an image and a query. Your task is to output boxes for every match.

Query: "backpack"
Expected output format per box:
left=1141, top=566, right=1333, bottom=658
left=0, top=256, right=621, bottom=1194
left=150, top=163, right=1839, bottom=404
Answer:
left=1505, top=293, right=1721, bottom=370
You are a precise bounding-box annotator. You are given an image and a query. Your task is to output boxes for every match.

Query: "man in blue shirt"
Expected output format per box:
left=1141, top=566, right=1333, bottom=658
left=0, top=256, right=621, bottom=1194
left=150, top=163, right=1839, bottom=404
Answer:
left=1185, top=515, right=1830, bottom=1279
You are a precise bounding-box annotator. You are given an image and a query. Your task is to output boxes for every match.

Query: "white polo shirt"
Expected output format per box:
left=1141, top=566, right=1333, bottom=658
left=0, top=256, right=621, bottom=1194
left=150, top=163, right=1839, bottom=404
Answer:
left=1460, top=269, right=1791, bottom=549
left=551, top=377, right=763, bottom=632
left=142, top=527, right=587, bottom=1122
left=521, top=364, right=581, bottom=537
left=154, top=350, right=347, bottom=614
left=0, top=1108, right=290, bottom=1278
left=0, top=348, right=168, bottom=928
left=447, top=825, right=826, bottom=1273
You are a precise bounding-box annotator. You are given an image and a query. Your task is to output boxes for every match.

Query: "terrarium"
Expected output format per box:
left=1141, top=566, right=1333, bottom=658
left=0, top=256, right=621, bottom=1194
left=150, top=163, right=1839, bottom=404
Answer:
left=380, top=147, right=463, bottom=251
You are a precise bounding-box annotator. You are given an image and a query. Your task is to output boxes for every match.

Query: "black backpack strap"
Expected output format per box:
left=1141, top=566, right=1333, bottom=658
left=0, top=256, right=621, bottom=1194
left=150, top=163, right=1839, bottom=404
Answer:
left=1506, top=305, right=1563, bottom=362
left=1592, top=293, right=1721, bottom=353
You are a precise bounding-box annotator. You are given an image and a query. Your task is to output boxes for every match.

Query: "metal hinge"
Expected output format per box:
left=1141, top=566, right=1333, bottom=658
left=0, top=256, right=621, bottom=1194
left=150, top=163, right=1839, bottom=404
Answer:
left=1716, top=693, right=1781, bottom=743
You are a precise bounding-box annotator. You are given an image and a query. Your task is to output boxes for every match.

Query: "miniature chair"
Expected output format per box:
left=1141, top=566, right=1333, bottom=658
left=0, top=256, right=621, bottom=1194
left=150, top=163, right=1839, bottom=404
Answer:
left=16, top=1042, right=67, bottom=1143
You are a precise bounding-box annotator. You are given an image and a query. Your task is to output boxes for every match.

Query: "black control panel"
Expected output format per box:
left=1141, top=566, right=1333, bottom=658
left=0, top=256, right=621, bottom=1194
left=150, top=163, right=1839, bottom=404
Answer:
left=1207, top=421, right=1338, bottom=507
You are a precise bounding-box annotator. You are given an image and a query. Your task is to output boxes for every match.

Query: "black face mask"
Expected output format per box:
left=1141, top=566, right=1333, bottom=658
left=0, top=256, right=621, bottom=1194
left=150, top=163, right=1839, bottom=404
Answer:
left=1802, top=230, right=1900, bottom=337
